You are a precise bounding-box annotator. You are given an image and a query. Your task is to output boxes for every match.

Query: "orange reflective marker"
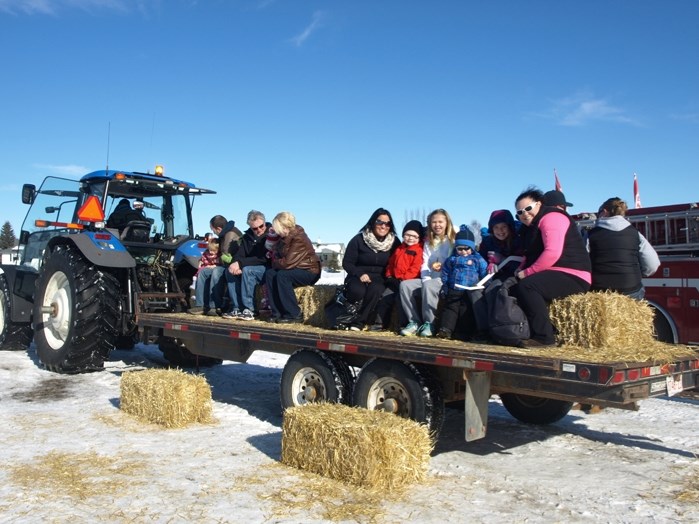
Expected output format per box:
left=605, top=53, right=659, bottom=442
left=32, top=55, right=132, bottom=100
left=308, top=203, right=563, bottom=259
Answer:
left=77, top=195, right=105, bottom=222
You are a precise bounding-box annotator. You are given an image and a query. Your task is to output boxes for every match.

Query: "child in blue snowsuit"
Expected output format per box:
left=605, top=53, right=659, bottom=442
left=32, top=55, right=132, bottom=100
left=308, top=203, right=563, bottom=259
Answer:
left=437, top=227, right=488, bottom=340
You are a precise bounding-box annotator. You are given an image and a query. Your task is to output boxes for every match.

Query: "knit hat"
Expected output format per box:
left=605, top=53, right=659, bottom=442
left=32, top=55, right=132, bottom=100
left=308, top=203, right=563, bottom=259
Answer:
left=454, top=226, right=476, bottom=251
left=543, top=190, right=573, bottom=208
left=487, top=209, right=516, bottom=234
left=265, top=227, right=280, bottom=251
left=402, top=220, right=424, bottom=239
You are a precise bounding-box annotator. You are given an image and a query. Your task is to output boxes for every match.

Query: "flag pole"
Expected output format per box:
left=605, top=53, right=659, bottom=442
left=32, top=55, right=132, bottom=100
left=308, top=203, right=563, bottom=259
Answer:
left=633, top=173, right=642, bottom=208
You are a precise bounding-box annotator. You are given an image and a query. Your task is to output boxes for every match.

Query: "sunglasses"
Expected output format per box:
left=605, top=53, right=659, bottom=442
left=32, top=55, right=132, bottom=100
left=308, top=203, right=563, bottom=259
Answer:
left=251, top=224, right=266, bottom=231
left=516, top=203, right=538, bottom=216
left=375, top=219, right=391, bottom=227
left=456, top=246, right=471, bottom=252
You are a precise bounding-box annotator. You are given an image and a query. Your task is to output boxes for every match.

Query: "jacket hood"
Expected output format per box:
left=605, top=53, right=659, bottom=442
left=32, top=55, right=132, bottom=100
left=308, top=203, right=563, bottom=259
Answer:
left=595, top=215, right=632, bottom=232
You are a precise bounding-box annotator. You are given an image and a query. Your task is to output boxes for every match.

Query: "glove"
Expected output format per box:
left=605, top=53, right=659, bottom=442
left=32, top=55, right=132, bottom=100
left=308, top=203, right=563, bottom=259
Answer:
left=487, top=263, right=497, bottom=274
left=487, top=252, right=503, bottom=264
left=384, top=277, right=400, bottom=292
left=220, top=253, right=233, bottom=264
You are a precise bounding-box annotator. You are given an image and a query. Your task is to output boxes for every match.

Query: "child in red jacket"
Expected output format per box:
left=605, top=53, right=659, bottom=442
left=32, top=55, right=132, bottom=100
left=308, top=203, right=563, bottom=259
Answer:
left=377, top=220, right=424, bottom=329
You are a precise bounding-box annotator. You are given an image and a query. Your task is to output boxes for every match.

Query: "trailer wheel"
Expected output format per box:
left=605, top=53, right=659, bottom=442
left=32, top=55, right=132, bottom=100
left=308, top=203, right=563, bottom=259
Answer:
left=352, top=359, right=444, bottom=435
left=0, top=274, right=32, bottom=351
left=158, top=335, right=222, bottom=368
left=33, top=244, right=120, bottom=373
left=280, top=349, right=354, bottom=409
left=651, top=308, right=675, bottom=343
left=499, top=393, right=572, bottom=425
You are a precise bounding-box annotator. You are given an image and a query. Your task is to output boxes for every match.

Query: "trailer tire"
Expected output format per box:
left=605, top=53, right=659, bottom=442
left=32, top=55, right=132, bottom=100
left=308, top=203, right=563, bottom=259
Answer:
left=115, top=333, right=138, bottom=350
left=0, top=274, right=32, bottom=351
left=352, top=359, right=444, bottom=435
left=158, top=335, right=222, bottom=368
left=500, top=393, right=572, bottom=425
left=280, top=349, right=354, bottom=409
left=33, top=244, right=120, bottom=373
left=651, top=308, right=675, bottom=343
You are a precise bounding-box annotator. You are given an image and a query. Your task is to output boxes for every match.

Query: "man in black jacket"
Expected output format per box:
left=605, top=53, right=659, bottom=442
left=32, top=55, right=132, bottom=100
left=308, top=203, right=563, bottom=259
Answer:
left=223, top=210, right=270, bottom=320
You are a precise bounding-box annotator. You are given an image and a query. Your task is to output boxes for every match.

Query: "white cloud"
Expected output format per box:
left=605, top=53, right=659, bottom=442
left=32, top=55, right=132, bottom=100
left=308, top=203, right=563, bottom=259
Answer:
left=289, top=10, right=324, bottom=47
left=33, top=164, right=90, bottom=177
left=542, top=91, right=641, bottom=127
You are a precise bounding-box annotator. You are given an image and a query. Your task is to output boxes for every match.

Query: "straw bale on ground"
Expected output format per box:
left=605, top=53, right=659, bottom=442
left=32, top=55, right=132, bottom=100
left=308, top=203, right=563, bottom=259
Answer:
left=550, top=291, right=655, bottom=349
left=281, top=403, right=433, bottom=491
left=120, top=369, right=213, bottom=428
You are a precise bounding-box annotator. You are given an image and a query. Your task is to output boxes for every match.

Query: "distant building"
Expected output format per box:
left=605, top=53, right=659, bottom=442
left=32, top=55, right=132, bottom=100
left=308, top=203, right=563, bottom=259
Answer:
left=314, top=242, right=345, bottom=271
left=0, top=246, right=22, bottom=265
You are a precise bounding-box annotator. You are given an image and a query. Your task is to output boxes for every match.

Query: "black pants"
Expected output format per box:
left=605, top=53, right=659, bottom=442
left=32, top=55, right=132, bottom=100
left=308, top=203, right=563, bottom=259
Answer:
left=344, top=275, right=386, bottom=325
left=512, top=270, right=590, bottom=344
left=265, top=268, right=320, bottom=320
left=439, top=288, right=477, bottom=339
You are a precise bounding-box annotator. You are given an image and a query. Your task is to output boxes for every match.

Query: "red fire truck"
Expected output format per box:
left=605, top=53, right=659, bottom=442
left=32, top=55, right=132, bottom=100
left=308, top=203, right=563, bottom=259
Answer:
left=575, top=202, right=699, bottom=346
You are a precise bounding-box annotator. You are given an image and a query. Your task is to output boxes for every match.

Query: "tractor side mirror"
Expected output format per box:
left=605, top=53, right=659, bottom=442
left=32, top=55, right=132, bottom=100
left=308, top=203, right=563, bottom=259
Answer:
left=22, top=184, right=36, bottom=205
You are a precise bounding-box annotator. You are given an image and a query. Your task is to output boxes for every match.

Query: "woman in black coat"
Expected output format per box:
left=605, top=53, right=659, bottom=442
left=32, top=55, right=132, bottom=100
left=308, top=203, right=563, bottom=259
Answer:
left=342, top=208, right=401, bottom=330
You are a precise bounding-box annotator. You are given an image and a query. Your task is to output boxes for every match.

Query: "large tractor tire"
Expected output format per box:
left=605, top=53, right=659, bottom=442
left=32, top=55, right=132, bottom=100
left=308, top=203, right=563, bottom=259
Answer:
left=0, top=274, right=33, bottom=351
left=33, top=244, right=120, bottom=373
left=352, top=359, right=444, bottom=435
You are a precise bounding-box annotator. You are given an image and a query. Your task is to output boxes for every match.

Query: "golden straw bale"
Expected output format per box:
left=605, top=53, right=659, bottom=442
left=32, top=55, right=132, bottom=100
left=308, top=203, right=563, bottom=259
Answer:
left=550, top=291, right=655, bottom=349
left=120, top=369, right=213, bottom=428
left=281, top=403, right=433, bottom=491
left=295, top=285, right=337, bottom=327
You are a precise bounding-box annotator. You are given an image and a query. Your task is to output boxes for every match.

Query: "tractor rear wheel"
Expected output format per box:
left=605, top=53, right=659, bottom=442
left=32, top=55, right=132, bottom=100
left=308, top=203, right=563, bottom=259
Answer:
left=33, top=244, right=120, bottom=373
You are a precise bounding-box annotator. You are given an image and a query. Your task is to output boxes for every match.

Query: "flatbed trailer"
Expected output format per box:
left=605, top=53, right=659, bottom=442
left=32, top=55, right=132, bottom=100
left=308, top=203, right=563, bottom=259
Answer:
left=138, top=312, right=699, bottom=441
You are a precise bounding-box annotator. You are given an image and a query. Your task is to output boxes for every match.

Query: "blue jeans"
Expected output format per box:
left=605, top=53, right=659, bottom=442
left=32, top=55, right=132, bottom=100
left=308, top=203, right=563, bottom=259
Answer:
left=194, top=266, right=225, bottom=309
left=225, top=265, right=267, bottom=311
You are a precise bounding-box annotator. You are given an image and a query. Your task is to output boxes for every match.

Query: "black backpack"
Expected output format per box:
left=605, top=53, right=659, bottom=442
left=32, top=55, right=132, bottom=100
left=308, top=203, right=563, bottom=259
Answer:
left=485, top=277, right=530, bottom=346
left=324, top=286, right=362, bottom=330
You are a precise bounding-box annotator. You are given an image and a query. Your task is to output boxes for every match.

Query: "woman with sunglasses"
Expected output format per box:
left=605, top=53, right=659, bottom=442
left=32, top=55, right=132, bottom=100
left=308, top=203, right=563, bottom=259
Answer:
left=400, top=208, right=456, bottom=337
left=511, top=187, right=591, bottom=348
left=340, top=208, right=401, bottom=330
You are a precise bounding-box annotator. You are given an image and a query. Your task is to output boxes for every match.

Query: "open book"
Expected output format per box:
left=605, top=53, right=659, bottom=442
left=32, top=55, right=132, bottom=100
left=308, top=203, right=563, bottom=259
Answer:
left=454, top=256, right=524, bottom=291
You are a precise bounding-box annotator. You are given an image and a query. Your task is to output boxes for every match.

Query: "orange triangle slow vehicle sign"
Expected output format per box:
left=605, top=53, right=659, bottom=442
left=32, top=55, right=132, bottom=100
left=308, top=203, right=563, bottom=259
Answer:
left=77, top=195, right=105, bottom=222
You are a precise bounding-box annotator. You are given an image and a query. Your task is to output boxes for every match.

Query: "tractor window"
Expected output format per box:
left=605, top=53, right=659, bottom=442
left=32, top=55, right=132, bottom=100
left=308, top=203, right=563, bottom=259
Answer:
left=20, top=176, right=82, bottom=234
left=19, top=176, right=83, bottom=268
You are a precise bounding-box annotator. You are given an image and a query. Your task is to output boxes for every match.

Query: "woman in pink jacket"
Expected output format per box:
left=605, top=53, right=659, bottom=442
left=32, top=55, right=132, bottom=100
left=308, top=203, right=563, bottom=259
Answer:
left=512, top=188, right=591, bottom=348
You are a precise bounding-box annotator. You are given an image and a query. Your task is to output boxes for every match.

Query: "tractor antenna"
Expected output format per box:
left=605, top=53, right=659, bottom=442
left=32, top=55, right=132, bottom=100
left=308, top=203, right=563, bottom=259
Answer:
left=105, top=121, right=111, bottom=173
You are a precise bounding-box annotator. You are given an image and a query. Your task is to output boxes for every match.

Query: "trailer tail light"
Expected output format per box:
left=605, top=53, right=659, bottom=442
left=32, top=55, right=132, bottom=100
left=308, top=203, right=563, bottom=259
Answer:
left=612, top=371, right=625, bottom=384
left=598, top=367, right=610, bottom=384
left=94, top=233, right=112, bottom=240
left=626, top=369, right=640, bottom=381
left=577, top=367, right=591, bottom=381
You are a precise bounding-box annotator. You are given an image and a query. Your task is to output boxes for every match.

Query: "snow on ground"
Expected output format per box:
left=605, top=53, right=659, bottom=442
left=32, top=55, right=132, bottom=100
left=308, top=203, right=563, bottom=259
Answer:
left=1, top=343, right=698, bottom=523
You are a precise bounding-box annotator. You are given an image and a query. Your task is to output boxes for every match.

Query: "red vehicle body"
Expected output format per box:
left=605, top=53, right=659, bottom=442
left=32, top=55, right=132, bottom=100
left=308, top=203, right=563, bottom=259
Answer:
left=575, top=202, right=699, bottom=345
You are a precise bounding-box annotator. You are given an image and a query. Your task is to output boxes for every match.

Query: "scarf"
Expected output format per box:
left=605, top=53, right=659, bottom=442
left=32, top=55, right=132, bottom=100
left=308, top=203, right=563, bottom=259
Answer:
left=362, top=230, right=395, bottom=253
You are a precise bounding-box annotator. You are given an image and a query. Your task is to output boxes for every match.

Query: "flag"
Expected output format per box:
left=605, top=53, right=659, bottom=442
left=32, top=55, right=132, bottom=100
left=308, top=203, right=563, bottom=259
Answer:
left=633, top=173, right=642, bottom=208
left=554, top=168, right=562, bottom=192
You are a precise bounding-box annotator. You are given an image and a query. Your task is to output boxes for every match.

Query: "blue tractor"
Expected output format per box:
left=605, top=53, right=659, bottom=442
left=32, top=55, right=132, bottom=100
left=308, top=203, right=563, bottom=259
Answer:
left=0, top=167, right=219, bottom=372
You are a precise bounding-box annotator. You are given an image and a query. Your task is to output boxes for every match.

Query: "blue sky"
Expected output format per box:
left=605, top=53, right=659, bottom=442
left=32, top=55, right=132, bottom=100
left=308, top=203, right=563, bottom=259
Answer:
left=1, top=0, right=698, bottom=244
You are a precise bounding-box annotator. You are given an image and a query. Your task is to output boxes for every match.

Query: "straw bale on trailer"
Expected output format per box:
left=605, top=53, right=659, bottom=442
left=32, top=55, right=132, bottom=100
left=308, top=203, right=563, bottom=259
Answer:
left=295, top=285, right=337, bottom=327
left=120, top=369, right=213, bottom=428
left=281, top=403, right=433, bottom=491
left=550, top=291, right=656, bottom=349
